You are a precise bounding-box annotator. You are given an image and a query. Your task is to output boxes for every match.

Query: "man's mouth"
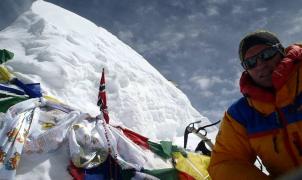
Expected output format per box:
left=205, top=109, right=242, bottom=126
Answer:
left=259, top=74, right=271, bottom=79
left=259, top=70, right=273, bottom=79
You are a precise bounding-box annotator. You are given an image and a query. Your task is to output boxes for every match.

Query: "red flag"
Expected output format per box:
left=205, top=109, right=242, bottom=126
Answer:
left=97, top=68, right=109, bottom=123
left=115, top=126, right=150, bottom=149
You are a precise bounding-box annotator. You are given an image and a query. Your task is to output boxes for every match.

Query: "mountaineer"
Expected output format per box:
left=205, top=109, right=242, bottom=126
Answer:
left=208, top=30, right=302, bottom=179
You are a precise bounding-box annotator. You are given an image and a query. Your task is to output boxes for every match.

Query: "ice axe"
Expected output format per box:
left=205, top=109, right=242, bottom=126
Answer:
left=184, top=120, right=220, bottom=155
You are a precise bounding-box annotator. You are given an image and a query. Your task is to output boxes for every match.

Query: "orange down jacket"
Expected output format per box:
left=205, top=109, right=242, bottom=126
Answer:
left=208, top=44, right=302, bottom=180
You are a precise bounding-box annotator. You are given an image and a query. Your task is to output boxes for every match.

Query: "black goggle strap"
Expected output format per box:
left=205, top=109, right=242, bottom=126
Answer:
left=270, top=43, right=285, bottom=56
left=241, top=60, right=255, bottom=70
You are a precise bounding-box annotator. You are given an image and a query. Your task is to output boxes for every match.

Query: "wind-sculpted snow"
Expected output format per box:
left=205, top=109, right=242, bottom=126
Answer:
left=0, top=0, right=214, bottom=140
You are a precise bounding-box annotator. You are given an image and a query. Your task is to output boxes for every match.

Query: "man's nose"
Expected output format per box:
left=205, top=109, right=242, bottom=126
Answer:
left=254, top=57, right=268, bottom=69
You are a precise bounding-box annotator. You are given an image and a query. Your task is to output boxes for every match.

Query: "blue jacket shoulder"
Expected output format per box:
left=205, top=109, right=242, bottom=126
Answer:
left=227, top=97, right=252, bottom=126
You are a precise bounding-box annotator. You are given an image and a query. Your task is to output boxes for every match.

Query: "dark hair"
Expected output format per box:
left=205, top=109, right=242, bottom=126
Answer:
left=239, top=30, right=283, bottom=61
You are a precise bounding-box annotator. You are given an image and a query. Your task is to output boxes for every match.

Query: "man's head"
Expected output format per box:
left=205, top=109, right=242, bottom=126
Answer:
left=239, top=30, right=284, bottom=88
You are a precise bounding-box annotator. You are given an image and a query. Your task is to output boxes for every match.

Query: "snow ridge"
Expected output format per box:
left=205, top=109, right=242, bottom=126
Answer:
left=0, top=0, right=213, bottom=140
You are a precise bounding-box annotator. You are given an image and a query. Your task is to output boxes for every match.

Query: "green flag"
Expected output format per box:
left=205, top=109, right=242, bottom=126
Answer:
left=148, top=140, right=185, bottom=159
left=0, top=49, right=14, bottom=64
left=0, top=93, right=28, bottom=112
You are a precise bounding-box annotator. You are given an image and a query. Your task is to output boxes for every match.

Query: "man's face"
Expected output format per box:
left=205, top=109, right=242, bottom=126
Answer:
left=244, top=44, right=282, bottom=88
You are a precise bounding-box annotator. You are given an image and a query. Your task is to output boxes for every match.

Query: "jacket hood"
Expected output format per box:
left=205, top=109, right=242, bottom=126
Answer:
left=240, top=45, right=302, bottom=103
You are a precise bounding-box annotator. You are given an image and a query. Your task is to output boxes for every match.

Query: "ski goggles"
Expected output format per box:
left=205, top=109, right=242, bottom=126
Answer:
left=241, top=44, right=283, bottom=70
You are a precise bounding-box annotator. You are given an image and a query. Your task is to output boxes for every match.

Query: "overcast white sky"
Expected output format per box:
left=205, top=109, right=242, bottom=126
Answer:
left=1, top=0, right=302, bottom=122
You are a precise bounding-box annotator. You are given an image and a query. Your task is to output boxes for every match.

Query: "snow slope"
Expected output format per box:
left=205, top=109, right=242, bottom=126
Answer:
left=0, top=0, right=215, bottom=142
